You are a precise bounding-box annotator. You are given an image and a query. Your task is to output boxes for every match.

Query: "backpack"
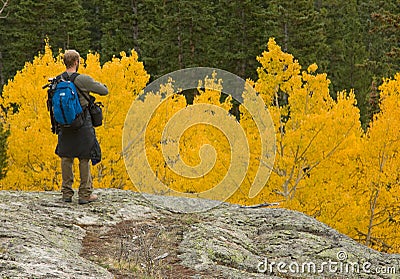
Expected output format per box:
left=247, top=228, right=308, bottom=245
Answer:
left=44, top=72, right=84, bottom=133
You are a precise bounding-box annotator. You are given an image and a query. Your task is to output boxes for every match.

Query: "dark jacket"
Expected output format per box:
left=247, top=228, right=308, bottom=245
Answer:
left=55, top=72, right=108, bottom=164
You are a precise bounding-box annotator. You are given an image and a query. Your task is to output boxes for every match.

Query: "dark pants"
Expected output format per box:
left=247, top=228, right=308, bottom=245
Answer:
left=61, top=157, right=93, bottom=199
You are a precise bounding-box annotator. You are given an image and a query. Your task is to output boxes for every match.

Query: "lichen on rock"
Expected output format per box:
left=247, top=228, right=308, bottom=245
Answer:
left=0, top=189, right=399, bottom=278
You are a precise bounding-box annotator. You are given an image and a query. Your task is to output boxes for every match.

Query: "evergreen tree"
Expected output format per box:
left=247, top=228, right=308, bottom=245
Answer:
left=0, top=0, right=10, bottom=86
left=357, top=0, right=386, bottom=126
left=0, top=0, right=45, bottom=83
left=52, top=0, right=90, bottom=51
left=100, top=0, right=137, bottom=63
left=368, top=0, right=400, bottom=77
left=215, top=0, right=271, bottom=79
left=134, top=0, right=168, bottom=79
left=264, top=0, right=329, bottom=72
left=320, top=0, right=369, bottom=124
left=80, top=0, right=105, bottom=53
left=0, top=0, right=90, bottom=86
left=356, top=0, right=400, bottom=126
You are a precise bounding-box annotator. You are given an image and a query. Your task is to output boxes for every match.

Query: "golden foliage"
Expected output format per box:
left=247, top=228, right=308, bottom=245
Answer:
left=0, top=42, right=149, bottom=191
left=251, top=38, right=400, bottom=253
left=352, top=73, right=400, bottom=252
left=142, top=74, right=235, bottom=197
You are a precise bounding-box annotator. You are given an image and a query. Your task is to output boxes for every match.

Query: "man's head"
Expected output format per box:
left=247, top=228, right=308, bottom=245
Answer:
left=63, top=50, right=80, bottom=71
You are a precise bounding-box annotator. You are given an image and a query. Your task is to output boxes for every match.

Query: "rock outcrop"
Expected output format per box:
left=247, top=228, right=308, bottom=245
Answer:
left=0, top=189, right=399, bottom=278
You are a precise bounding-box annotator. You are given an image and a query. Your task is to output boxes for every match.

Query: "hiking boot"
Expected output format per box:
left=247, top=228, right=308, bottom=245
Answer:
left=62, top=197, right=72, bottom=203
left=78, top=194, right=98, bottom=205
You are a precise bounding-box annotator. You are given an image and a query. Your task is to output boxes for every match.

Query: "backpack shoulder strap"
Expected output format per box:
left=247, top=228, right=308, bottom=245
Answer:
left=67, top=72, right=91, bottom=103
left=60, top=72, right=69, bottom=81
left=69, top=72, right=80, bottom=82
left=60, top=72, right=79, bottom=82
left=53, top=73, right=63, bottom=83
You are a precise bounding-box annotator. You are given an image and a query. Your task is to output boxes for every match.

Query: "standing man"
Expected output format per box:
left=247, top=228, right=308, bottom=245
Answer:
left=56, top=49, right=108, bottom=204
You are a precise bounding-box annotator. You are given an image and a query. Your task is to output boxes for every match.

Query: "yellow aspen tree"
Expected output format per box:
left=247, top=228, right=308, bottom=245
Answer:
left=252, top=39, right=362, bottom=205
left=144, top=83, right=188, bottom=190
left=0, top=42, right=149, bottom=191
left=225, top=92, right=263, bottom=205
left=240, top=39, right=364, bottom=240
left=143, top=74, right=236, bottom=197
left=0, top=43, right=65, bottom=190
left=291, top=91, right=364, bottom=235
left=352, top=73, right=400, bottom=252
left=81, top=51, right=149, bottom=189
left=177, top=75, right=234, bottom=196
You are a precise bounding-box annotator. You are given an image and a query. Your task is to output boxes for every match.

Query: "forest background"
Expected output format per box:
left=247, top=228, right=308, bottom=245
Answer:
left=2, top=0, right=400, bottom=254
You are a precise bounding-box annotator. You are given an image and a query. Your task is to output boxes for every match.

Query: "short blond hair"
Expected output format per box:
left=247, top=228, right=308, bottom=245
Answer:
left=63, top=50, right=80, bottom=68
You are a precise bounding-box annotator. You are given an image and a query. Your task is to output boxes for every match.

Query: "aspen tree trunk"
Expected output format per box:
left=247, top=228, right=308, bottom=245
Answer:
left=0, top=0, right=8, bottom=89
left=177, top=30, right=183, bottom=68
left=131, top=0, right=140, bottom=56
left=239, top=8, right=246, bottom=77
left=190, top=24, right=194, bottom=64
left=366, top=189, right=379, bottom=247
left=177, top=2, right=183, bottom=69
left=0, top=0, right=8, bottom=18
left=283, top=22, right=288, bottom=52
left=0, top=51, right=3, bottom=87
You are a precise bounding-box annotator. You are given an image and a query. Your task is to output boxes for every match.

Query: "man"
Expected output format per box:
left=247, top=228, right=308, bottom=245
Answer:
left=56, top=49, right=108, bottom=204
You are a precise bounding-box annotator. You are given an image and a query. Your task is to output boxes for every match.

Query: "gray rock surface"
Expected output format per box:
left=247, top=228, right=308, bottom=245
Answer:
left=0, top=189, right=399, bottom=278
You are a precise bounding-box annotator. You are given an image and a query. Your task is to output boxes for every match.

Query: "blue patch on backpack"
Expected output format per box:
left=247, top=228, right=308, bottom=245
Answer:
left=52, top=80, right=83, bottom=125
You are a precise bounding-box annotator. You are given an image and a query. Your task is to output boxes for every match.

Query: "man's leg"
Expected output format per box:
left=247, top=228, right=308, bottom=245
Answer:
left=61, top=157, right=74, bottom=200
left=78, top=158, right=95, bottom=202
